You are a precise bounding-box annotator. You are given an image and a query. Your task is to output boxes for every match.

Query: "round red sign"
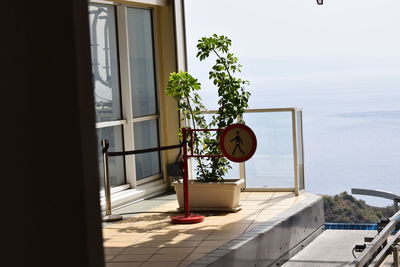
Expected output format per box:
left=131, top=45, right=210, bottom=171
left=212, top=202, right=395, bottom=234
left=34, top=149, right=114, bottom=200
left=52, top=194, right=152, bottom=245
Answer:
left=219, top=123, right=257, bottom=162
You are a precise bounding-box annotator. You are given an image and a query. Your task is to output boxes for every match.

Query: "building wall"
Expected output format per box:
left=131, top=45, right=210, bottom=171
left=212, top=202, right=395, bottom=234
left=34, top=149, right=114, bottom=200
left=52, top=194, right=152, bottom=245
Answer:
left=2, top=1, right=104, bottom=266
left=2, top=0, right=186, bottom=266
left=155, top=0, right=185, bottom=187
left=91, top=0, right=185, bottom=195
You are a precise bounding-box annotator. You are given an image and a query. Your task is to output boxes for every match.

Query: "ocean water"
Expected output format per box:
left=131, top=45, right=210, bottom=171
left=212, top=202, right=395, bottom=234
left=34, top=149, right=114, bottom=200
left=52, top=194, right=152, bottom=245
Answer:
left=304, top=105, right=400, bottom=207
left=185, top=48, right=400, bottom=208
left=193, top=77, right=400, bottom=207
left=269, top=91, right=400, bottom=207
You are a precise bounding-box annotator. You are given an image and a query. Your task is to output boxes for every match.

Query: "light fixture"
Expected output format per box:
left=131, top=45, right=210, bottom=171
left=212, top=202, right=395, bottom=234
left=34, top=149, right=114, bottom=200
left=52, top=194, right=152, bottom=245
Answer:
left=316, top=0, right=323, bottom=5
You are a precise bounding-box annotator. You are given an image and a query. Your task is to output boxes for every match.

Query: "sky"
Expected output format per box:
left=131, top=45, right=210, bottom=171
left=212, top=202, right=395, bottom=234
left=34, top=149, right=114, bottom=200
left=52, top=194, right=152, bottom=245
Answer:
left=184, top=0, right=400, bottom=206
left=185, top=0, right=400, bottom=104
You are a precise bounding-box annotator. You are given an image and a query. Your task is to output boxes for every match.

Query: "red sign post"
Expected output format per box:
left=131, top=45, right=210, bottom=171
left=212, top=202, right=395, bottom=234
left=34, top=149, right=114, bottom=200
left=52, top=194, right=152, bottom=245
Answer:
left=170, top=128, right=207, bottom=223
left=170, top=124, right=257, bottom=224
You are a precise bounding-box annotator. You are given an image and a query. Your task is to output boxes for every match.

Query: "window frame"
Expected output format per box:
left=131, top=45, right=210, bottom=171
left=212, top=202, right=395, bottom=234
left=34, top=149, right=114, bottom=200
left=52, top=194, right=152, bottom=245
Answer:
left=90, top=3, right=127, bottom=189
left=90, top=0, right=165, bottom=190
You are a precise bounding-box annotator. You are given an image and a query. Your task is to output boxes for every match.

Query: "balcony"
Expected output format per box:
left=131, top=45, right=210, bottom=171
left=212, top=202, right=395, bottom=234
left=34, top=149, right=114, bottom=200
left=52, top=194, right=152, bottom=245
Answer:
left=102, top=108, right=324, bottom=266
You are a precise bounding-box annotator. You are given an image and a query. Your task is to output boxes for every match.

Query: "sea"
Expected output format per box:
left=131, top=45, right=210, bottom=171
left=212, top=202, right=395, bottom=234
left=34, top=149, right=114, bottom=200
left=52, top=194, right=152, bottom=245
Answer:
left=190, top=59, right=400, bottom=208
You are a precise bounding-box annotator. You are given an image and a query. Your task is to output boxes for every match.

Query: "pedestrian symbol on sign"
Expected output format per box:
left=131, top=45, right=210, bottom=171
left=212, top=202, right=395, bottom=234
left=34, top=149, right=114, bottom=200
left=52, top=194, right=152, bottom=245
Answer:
left=220, top=123, right=257, bottom=163
left=230, top=131, right=245, bottom=155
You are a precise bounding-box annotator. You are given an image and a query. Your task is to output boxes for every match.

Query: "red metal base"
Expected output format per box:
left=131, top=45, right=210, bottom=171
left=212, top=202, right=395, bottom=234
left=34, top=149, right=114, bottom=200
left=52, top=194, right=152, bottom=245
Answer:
left=170, top=214, right=204, bottom=224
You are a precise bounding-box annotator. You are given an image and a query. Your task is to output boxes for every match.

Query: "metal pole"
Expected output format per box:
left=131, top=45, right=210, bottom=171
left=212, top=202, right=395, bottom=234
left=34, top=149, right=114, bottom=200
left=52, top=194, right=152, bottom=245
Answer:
left=182, top=128, right=189, bottom=217
left=102, top=139, right=112, bottom=216
left=394, top=245, right=399, bottom=267
left=170, top=128, right=204, bottom=224
left=238, top=114, right=246, bottom=188
left=101, top=139, right=123, bottom=222
left=291, top=110, right=299, bottom=196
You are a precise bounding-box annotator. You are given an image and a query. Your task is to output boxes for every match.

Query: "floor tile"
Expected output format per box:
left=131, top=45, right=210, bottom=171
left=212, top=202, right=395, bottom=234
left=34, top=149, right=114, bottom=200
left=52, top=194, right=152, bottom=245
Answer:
left=110, top=254, right=151, bottom=262
left=163, top=240, right=202, bottom=247
left=104, top=247, right=125, bottom=255
left=105, top=254, right=116, bottom=262
left=156, top=247, right=195, bottom=254
left=107, top=235, right=142, bottom=242
left=140, top=262, right=181, bottom=267
left=120, top=247, right=160, bottom=255
left=205, top=233, right=241, bottom=240
left=168, top=233, right=206, bottom=241
left=192, top=246, right=217, bottom=254
left=181, top=253, right=206, bottom=263
left=199, top=240, right=229, bottom=247
left=103, top=191, right=314, bottom=267
left=129, top=240, right=167, bottom=248
left=139, top=232, right=180, bottom=241
left=104, top=241, right=138, bottom=247
left=106, top=262, right=142, bottom=267
left=147, top=253, right=188, bottom=261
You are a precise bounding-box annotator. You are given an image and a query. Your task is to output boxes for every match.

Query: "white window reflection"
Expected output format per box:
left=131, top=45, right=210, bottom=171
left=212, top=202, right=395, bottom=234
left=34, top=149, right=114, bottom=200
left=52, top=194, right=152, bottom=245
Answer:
left=89, top=4, right=122, bottom=123
left=127, top=8, right=158, bottom=118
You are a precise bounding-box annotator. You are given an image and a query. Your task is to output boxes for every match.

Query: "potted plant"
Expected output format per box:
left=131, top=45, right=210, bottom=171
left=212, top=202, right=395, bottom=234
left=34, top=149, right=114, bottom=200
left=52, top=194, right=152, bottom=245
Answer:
left=166, top=34, right=251, bottom=211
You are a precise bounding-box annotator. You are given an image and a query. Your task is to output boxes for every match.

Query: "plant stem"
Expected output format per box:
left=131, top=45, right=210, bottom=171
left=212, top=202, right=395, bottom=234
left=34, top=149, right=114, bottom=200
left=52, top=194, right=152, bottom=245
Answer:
left=185, top=96, right=207, bottom=179
left=212, top=48, right=234, bottom=130
left=210, top=48, right=237, bottom=179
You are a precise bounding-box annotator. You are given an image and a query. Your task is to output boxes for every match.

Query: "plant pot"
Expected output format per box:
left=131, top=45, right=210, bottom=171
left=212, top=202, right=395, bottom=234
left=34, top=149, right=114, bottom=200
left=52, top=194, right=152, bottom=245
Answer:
left=172, top=178, right=244, bottom=212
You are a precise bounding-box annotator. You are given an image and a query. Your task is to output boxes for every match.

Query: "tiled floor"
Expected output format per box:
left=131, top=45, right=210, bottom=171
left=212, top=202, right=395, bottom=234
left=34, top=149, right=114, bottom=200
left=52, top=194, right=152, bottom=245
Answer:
left=103, top=191, right=308, bottom=267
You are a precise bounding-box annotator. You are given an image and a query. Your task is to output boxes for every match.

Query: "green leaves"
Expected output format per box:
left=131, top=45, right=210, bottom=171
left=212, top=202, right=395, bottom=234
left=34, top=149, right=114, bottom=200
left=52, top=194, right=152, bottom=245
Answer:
left=166, top=34, right=251, bottom=183
left=166, top=71, right=201, bottom=99
left=196, top=34, right=232, bottom=61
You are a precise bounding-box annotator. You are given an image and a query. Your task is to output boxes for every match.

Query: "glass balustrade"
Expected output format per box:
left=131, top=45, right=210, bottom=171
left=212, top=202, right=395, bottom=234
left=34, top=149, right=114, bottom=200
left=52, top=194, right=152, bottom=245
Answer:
left=191, top=108, right=305, bottom=194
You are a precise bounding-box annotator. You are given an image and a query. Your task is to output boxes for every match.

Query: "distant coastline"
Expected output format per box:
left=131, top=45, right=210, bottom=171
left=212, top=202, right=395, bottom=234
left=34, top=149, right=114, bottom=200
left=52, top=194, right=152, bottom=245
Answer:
left=323, top=192, right=395, bottom=223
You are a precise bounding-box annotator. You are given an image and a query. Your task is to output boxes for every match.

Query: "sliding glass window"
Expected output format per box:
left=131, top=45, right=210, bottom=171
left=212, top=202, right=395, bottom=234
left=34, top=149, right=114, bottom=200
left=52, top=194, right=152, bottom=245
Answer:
left=89, top=4, right=126, bottom=187
left=89, top=4, right=122, bottom=123
left=89, top=3, right=162, bottom=189
left=127, top=7, right=161, bottom=181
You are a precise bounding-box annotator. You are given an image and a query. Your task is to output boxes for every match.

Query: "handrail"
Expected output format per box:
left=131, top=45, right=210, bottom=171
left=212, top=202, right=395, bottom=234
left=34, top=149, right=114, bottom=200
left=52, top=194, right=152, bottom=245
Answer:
left=203, top=107, right=302, bottom=114
left=368, top=230, right=400, bottom=267
left=351, top=188, right=400, bottom=211
left=347, top=209, right=400, bottom=267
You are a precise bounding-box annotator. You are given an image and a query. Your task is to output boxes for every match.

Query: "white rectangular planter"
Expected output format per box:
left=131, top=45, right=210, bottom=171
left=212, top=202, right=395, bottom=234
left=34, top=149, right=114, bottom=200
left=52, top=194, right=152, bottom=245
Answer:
left=172, top=179, right=245, bottom=212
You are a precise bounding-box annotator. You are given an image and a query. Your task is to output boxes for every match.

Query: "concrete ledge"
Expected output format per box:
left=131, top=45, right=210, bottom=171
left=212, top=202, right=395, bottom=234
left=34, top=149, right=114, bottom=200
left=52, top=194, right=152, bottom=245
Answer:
left=190, top=192, right=324, bottom=267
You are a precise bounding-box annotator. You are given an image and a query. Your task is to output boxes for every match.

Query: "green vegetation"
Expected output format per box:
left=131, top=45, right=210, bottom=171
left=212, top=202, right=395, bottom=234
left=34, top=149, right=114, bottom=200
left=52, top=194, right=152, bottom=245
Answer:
left=166, top=34, right=250, bottom=183
left=323, top=192, right=395, bottom=223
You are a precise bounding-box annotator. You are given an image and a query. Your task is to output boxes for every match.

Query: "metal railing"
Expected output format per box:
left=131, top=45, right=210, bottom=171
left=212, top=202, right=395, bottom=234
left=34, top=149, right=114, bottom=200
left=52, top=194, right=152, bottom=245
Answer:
left=347, top=209, right=400, bottom=266
left=352, top=188, right=400, bottom=212
left=100, top=139, right=182, bottom=222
